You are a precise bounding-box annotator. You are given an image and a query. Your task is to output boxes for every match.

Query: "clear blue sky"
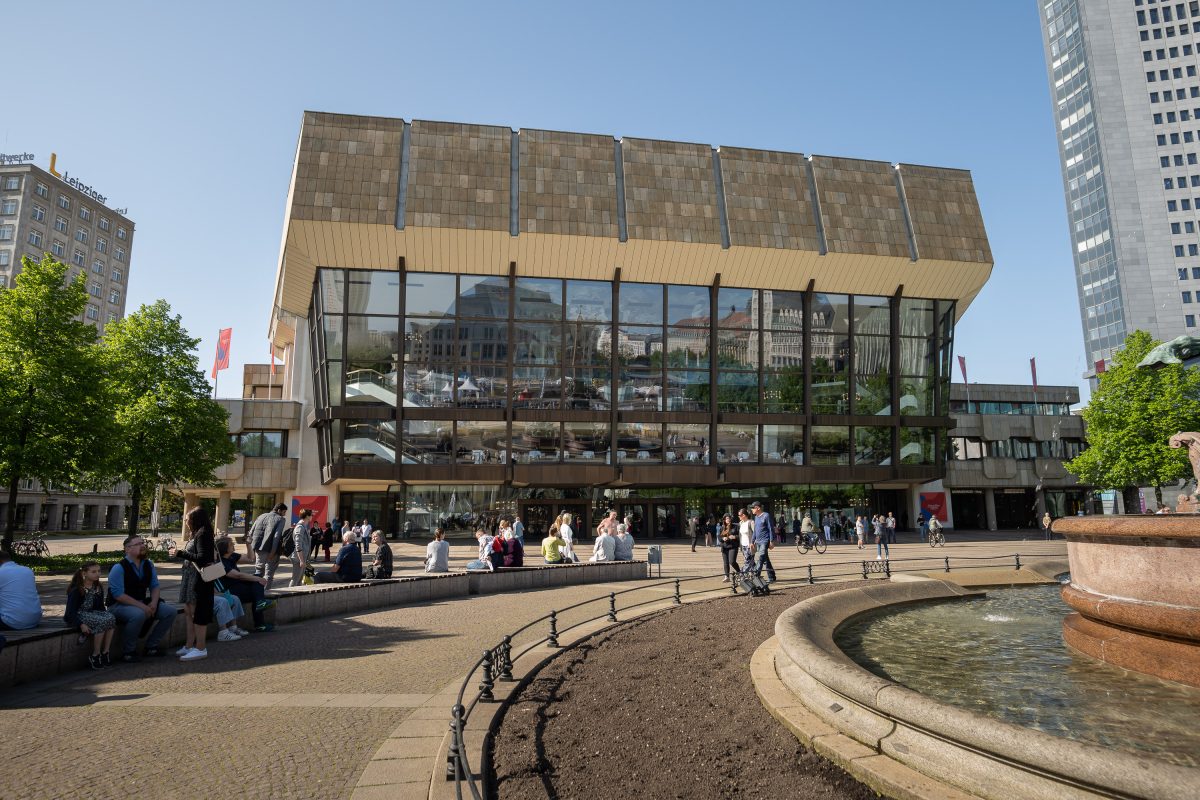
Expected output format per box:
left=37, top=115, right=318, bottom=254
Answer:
left=6, top=1, right=1082, bottom=401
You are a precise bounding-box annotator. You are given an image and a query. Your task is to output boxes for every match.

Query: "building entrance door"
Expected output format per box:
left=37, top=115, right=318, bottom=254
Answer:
left=519, top=499, right=589, bottom=541
left=651, top=502, right=682, bottom=538
left=616, top=502, right=648, bottom=538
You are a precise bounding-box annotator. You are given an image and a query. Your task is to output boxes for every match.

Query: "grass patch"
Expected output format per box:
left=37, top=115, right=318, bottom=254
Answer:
left=13, top=550, right=126, bottom=575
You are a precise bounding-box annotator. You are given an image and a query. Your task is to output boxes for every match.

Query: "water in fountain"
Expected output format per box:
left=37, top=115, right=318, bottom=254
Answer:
left=836, top=582, right=1200, bottom=767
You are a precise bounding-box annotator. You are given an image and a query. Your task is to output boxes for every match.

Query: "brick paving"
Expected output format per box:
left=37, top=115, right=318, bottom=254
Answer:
left=2, top=535, right=1067, bottom=799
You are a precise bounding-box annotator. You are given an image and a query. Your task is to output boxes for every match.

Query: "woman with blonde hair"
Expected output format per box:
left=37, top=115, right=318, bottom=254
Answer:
left=557, top=512, right=576, bottom=563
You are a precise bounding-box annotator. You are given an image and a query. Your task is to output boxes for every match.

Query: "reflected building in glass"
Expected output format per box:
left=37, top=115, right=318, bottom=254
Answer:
left=268, top=113, right=992, bottom=538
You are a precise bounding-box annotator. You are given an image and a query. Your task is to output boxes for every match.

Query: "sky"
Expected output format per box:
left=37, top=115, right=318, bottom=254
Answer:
left=4, top=1, right=1084, bottom=403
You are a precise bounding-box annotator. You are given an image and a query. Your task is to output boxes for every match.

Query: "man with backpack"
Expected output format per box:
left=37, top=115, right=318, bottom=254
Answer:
left=249, top=503, right=289, bottom=591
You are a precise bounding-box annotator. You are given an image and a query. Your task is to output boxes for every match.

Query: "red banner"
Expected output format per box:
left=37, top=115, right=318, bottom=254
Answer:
left=1030, top=357, right=1038, bottom=392
left=920, top=492, right=948, bottom=522
left=957, top=355, right=968, bottom=384
left=292, top=496, right=328, bottom=527
left=212, top=328, right=232, bottom=379
left=1095, top=359, right=1106, bottom=374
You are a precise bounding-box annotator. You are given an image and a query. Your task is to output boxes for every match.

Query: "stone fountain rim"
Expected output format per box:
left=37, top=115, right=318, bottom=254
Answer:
left=1053, top=515, right=1199, bottom=538
left=773, top=569, right=1200, bottom=800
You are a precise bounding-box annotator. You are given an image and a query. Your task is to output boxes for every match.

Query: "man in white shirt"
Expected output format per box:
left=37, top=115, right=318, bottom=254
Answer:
left=361, top=519, right=373, bottom=554
left=590, top=525, right=617, bottom=562
left=425, top=529, right=450, bottom=573
left=0, top=550, right=42, bottom=630
left=885, top=512, right=896, bottom=544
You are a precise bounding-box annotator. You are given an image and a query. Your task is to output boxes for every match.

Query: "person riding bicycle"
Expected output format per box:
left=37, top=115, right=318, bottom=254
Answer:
left=800, top=514, right=814, bottom=546
left=928, top=515, right=943, bottom=545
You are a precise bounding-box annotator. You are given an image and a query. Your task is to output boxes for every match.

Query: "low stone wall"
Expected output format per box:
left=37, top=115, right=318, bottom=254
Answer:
left=0, top=562, right=646, bottom=690
left=772, top=573, right=1200, bottom=800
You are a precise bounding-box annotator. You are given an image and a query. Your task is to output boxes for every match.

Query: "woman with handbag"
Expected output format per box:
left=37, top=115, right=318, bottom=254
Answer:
left=170, top=506, right=221, bottom=662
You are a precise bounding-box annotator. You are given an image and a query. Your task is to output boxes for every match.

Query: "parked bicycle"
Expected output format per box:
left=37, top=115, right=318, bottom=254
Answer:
left=12, top=534, right=50, bottom=557
left=147, top=536, right=176, bottom=552
left=796, top=532, right=827, bottom=555
left=928, top=529, right=945, bottom=548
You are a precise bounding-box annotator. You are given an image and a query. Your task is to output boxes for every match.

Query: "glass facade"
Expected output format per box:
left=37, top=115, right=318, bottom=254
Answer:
left=309, top=269, right=956, bottom=482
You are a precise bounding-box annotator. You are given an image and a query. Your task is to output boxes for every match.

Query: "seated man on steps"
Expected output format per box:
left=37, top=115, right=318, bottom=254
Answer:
left=216, top=537, right=275, bottom=631
left=0, top=548, right=42, bottom=631
left=314, top=531, right=363, bottom=584
left=106, top=535, right=178, bottom=661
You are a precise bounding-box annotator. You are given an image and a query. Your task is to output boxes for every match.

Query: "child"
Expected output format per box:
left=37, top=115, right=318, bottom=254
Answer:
left=65, top=561, right=116, bottom=669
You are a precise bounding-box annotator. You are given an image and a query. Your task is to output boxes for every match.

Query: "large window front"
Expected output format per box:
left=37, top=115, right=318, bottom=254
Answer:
left=309, top=269, right=957, bottom=477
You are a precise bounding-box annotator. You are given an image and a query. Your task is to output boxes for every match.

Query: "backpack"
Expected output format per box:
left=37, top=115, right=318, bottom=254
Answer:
left=280, top=525, right=297, bottom=557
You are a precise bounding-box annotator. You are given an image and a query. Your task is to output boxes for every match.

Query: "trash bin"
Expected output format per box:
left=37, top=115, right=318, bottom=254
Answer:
left=647, top=544, right=662, bottom=577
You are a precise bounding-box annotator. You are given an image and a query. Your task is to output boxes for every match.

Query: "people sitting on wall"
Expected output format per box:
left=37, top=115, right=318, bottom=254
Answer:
left=590, top=524, right=617, bottom=563
left=613, top=524, right=635, bottom=561
left=216, top=537, right=275, bottom=632
left=314, top=531, right=363, bottom=583
left=367, top=531, right=393, bottom=579
left=64, top=560, right=114, bottom=669
left=466, top=529, right=495, bottom=571
left=541, top=527, right=565, bottom=564
left=107, top=535, right=178, bottom=661
left=0, top=548, right=42, bottom=632
left=488, top=529, right=505, bottom=570
left=425, top=529, right=450, bottom=573
left=501, top=528, right=524, bottom=567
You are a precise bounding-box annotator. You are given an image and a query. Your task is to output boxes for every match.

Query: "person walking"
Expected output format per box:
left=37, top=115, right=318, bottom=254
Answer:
left=289, top=509, right=312, bottom=587
left=919, top=512, right=929, bottom=542
left=873, top=515, right=889, bottom=561
left=719, top=513, right=739, bottom=582
left=321, top=522, right=335, bottom=562
left=737, top=508, right=754, bottom=566
left=512, top=515, right=525, bottom=546
left=748, top=501, right=776, bottom=584
left=361, top=519, right=373, bottom=554
left=171, top=506, right=220, bottom=662
left=688, top=514, right=700, bottom=553
left=64, top=561, right=115, bottom=669
left=249, top=503, right=289, bottom=590
left=1042, top=512, right=1053, bottom=540
left=557, top=513, right=577, bottom=563
left=855, top=515, right=866, bottom=549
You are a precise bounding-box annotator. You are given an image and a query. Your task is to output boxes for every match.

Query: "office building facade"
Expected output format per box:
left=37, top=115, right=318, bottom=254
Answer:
left=261, top=112, right=991, bottom=539
left=1040, top=0, right=1200, bottom=376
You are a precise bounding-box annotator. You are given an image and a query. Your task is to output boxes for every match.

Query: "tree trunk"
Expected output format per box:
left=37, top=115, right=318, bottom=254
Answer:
left=1155, top=485, right=1164, bottom=510
left=2, top=475, right=19, bottom=551
left=127, top=484, right=142, bottom=537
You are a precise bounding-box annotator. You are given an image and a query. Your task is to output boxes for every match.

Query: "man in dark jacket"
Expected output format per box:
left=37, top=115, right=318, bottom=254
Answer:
left=315, top=532, right=363, bottom=583
left=249, top=503, right=289, bottom=590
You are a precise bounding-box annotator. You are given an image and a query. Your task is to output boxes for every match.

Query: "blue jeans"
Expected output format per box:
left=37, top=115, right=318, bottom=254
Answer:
left=110, top=601, right=177, bottom=655
left=752, top=546, right=776, bottom=582
left=877, top=538, right=890, bottom=559
left=920, top=523, right=928, bottom=542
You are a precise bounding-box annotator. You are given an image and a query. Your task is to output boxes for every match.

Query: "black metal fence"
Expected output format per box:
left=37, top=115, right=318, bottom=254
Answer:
left=446, top=552, right=1030, bottom=799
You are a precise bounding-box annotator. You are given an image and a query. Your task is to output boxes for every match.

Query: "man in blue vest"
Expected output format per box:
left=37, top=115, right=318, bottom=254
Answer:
left=749, top=501, right=777, bottom=584
left=107, top=535, right=178, bottom=661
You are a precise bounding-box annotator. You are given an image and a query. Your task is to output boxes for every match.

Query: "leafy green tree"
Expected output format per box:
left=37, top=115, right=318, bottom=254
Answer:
left=99, top=300, right=237, bottom=536
left=0, top=255, right=113, bottom=549
left=1066, top=330, right=1200, bottom=506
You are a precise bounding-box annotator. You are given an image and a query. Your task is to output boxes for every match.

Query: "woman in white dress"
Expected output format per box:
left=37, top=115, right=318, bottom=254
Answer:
left=557, top=513, right=576, bottom=563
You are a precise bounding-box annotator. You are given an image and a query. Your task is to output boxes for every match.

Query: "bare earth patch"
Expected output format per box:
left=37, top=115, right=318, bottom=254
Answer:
left=492, top=583, right=879, bottom=800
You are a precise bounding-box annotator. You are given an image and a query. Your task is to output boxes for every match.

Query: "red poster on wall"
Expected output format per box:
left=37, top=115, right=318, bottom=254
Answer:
left=920, top=492, right=948, bottom=522
left=292, top=496, right=329, bottom=527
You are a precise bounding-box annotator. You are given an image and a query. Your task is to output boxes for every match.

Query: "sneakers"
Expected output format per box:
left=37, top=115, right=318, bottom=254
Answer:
left=100, top=651, right=111, bottom=668
left=876, top=555, right=883, bottom=560
left=120, top=652, right=141, bottom=663
left=217, top=629, right=241, bottom=642
left=721, top=575, right=730, bottom=582
left=88, top=654, right=103, bottom=670
left=233, top=627, right=250, bottom=637
left=254, top=623, right=276, bottom=632
left=179, top=648, right=208, bottom=662
left=254, top=599, right=276, bottom=612
left=176, top=645, right=191, bottom=656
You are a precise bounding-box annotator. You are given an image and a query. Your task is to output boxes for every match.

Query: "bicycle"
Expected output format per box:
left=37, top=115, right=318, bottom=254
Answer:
left=13, top=535, right=49, bottom=557
left=796, top=532, right=827, bottom=555
left=928, top=529, right=945, bottom=548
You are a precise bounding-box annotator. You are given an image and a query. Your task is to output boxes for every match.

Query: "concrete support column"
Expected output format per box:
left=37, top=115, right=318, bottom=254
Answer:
left=216, top=490, right=232, bottom=534
left=66, top=503, right=83, bottom=531
left=984, top=488, right=998, bottom=531
left=1035, top=490, right=1047, bottom=519
left=26, top=500, right=41, bottom=531
left=108, top=504, right=124, bottom=531
left=182, top=493, right=200, bottom=535
left=44, top=503, right=61, bottom=531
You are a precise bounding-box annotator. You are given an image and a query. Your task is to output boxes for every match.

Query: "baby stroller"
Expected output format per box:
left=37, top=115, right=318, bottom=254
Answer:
left=732, top=551, right=770, bottom=597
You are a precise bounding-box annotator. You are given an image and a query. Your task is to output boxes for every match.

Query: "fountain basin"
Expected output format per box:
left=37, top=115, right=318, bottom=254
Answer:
left=1053, top=516, right=1200, bottom=687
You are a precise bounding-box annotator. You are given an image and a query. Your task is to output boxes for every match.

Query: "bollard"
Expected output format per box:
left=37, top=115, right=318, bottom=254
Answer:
left=446, top=705, right=464, bottom=781
left=498, top=635, right=514, bottom=681
left=478, top=649, right=495, bottom=702
left=1015, top=553, right=1021, bottom=571
left=608, top=591, right=617, bottom=622
left=862, top=561, right=869, bottom=580
left=548, top=610, right=559, bottom=648
left=673, top=578, right=681, bottom=605
left=807, top=564, right=814, bottom=585
left=944, top=556, right=950, bottom=573
left=92, top=543, right=98, bottom=554
left=884, top=559, right=891, bottom=579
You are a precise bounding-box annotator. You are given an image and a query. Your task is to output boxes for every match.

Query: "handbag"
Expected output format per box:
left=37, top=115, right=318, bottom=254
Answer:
left=200, top=558, right=227, bottom=582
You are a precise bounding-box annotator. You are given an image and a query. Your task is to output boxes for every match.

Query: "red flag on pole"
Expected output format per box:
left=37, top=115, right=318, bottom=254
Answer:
left=269, top=341, right=276, bottom=376
left=1030, top=357, right=1038, bottom=392
left=957, top=355, right=968, bottom=384
left=212, top=328, right=232, bottom=379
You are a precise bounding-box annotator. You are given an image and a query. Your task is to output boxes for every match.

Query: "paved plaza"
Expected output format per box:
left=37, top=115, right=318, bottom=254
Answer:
left=2, top=534, right=1067, bottom=799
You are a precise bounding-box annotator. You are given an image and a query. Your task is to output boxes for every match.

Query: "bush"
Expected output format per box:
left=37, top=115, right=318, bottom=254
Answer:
left=13, top=550, right=125, bottom=575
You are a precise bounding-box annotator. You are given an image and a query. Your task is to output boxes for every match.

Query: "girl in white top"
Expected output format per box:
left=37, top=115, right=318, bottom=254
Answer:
left=737, top=508, right=753, bottom=561
left=557, top=513, right=576, bottom=563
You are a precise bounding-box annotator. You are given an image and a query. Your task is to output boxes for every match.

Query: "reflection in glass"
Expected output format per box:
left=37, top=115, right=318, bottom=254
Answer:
left=405, top=273, right=456, bottom=316
left=346, top=316, right=400, bottom=405
left=898, top=377, right=935, bottom=416
left=514, top=323, right=562, bottom=364
left=900, top=336, right=936, bottom=377
left=322, top=315, right=344, bottom=361
left=667, top=285, right=710, bottom=325
left=665, top=327, right=710, bottom=368
left=319, top=269, right=345, bottom=314
left=565, top=369, right=611, bottom=410
left=716, top=424, right=758, bottom=463
left=348, top=270, right=400, bottom=315
left=716, top=328, right=755, bottom=370
left=513, top=421, right=561, bottom=462
left=855, top=372, right=892, bottom=416
left=761, top=425, right=804, bottom=464
left=853, top=295, right=890, bottom=335
left=512, top=367, right=562, bottom=408
left=458, top=275, right=509, bottom=318
left=855, top=427, right=892, bottom=465
left=855, top=335, right=890, bottom=375
left=515, top=278, right=563, bottom=319
left=812, top=294, right=849, bottom=334
left=566, top=280, right=611, bottom=321
left=766, top=290, right=804, bottom=329
left=617, top=422, right=662, bottom=463
left=619, top=282, right=664, bottom=324
left=810, top=335, right=849, bottom=414
left=326, top=361, right=344, bottom=406
left=666, top=370, right=708, bottom=411
left=401, top=419, right=453, bottom=464
left=455, top=420, right=508, bottom=464
left=564, top=422, right=611, bottom=461
left=764, top=328, right=804, bottom=367
left=811, top=426, right=850, bottom=465
left=665, top=424, right=709, bottom=464
left=343, top=419, right=399, bottom=465
left=456, top=365, right=507, bottom=408
left=899, top=298, right=935, bottom=338
left=618, top=365, right=662, bottom=410
left=564, top=323, right=607, bottom=366
left=616, top=326, right=657, bottom=367
left=717, top=287, right=756, bottom=328
left=717, top=372, right=758, bottom=412
left=900, top=428, right=938, bottom=465
left=764, top=369, right=804, bottom=413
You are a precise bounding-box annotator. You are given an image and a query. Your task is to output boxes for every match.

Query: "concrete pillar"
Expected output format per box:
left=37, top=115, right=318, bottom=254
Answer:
left=26, top=500, right=41, bottom=531
left=216, top=490, right=232, bottom=534
left=67, top=503, right=83, bottom=531
left=181, top=493, right=201, bottom=534
left=1034, top=490, right=1047, bottom=519
left=43, top=503, right=60, bottom=531
left=984, top=488, right=998, bottom=531
left=108, top=504, right=124, bottom=530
